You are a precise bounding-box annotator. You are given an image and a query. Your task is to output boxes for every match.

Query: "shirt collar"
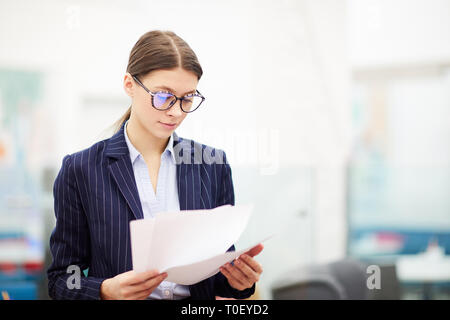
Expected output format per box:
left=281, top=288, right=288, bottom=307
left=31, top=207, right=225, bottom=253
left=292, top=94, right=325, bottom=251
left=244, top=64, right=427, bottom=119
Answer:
left=124, top=120, right=176, bottom=164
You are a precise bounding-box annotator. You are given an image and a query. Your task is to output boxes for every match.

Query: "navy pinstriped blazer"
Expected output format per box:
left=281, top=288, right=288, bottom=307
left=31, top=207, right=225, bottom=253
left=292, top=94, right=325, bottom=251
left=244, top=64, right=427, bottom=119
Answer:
left=47, top=124, right=255, bottom=300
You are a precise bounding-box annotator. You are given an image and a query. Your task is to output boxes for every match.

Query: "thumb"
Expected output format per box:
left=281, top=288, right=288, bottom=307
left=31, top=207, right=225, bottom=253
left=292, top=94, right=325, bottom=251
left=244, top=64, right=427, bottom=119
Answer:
left=244, top=243, right=264, bottom=258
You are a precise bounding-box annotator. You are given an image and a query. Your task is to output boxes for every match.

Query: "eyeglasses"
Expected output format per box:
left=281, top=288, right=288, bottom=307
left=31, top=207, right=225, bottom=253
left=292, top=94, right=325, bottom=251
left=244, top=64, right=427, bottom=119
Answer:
left=132, top=75, right=205, bottom=113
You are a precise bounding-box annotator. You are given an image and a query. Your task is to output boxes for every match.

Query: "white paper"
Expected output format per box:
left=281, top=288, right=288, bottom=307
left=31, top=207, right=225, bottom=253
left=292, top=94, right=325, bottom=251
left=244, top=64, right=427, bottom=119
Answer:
left=130, top=204, right=269, bottom=285
left=164, top=235, right=273, bottom=285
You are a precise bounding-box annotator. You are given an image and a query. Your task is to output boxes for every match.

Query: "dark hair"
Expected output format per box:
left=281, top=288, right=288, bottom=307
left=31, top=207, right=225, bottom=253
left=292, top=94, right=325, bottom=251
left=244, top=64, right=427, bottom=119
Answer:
left=115, top=30, right=203, bottom=131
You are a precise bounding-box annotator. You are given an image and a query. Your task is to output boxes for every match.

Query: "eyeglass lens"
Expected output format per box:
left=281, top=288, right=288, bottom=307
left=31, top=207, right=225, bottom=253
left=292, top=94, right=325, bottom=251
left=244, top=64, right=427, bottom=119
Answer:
left=153, top=92, right=202, bottom=112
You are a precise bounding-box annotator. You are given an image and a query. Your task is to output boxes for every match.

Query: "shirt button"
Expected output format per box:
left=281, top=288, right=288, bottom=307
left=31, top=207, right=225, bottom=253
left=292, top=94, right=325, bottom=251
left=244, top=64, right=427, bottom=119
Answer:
left=164, top=289, right=170, bottom=297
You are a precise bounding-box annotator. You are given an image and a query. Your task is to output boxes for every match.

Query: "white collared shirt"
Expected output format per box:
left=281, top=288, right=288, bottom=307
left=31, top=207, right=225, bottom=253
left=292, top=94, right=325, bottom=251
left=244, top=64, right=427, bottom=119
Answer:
left=124, top=120, right=190, bottom=300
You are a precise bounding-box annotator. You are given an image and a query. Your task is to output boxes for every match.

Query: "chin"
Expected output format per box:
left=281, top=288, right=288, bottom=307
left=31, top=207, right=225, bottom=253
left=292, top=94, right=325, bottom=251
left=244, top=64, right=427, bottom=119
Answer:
left=138, top=121, right=169, bottom=139
left=153, top=127, right=174, bottom=139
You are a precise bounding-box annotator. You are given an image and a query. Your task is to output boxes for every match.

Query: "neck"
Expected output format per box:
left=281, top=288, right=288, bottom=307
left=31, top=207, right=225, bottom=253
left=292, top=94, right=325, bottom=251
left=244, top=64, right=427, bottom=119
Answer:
left=126, top=114, right=169, bottom=159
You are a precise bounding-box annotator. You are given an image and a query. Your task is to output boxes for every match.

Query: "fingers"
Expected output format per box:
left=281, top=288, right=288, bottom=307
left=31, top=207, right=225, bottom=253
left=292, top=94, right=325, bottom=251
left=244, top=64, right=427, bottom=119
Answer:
left=220, top=254, right=264, bottom=291
left=128, top=284, right=159, bottom=300
left=123, top=269, right=160, bottom=285
left=239, top=254, right=263, bottom=274
left=129, top=291, right=151, bottom=300
left=105, top=269, right=168, bottom=300
left=131, top=272, right=167, bottom=292
left=130, top=272, right=169, bottom=300
left=234, top=257, right=260, bottom=282
left=121, top=272, right=167, bottom=299
left=244, top=243, right=264, bottom=258
left=220, top=264, right=248, bottom=290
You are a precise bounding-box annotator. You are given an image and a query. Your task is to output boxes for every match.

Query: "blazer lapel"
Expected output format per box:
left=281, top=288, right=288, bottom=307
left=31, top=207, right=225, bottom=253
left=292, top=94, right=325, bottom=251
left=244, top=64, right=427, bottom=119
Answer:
left=104, top=126, right=202, bottom=218
left=173, top=132, right=202, bottom=211
left=104, top=125, right=144, bottom=220
left=173, top=134, right=213, bottom=299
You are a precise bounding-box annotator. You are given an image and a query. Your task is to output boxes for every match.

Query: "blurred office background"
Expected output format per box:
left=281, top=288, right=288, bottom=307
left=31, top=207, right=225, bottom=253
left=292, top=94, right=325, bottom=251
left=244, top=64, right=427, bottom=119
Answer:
left=0, top=0, right=449, bottom=300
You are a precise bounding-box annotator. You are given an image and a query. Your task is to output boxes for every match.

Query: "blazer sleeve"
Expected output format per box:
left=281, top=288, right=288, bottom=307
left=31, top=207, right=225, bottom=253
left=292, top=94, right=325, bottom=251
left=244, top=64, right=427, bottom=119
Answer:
left=213, top=151, right=256, bottom=299
left=47, top=154, right=106, bottom=299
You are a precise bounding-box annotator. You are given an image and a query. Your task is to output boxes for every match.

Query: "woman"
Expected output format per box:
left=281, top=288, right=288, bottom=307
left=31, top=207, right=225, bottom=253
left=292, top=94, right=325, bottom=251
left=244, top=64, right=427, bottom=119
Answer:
left=47, top=30, right=263, bottom=300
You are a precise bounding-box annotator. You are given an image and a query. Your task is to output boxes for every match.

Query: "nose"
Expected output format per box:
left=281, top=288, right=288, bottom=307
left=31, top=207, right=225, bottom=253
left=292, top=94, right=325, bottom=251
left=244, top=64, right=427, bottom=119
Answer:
left=167, top=98, right=184, bottom=117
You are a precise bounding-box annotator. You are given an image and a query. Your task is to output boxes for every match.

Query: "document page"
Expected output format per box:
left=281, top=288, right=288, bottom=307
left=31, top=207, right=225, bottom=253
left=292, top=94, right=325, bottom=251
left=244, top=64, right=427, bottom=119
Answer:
left=130, top=204, right=270, bottom=285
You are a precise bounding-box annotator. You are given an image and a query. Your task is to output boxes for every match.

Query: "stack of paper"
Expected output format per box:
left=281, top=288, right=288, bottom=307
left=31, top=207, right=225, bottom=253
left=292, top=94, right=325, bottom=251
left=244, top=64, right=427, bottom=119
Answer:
left=130, top=203, right=267, bottom=285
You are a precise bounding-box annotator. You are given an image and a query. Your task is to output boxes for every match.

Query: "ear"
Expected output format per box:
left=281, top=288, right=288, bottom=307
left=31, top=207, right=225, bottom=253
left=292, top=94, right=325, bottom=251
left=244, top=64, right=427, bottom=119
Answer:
left=123, top=72, right=134, bottom=98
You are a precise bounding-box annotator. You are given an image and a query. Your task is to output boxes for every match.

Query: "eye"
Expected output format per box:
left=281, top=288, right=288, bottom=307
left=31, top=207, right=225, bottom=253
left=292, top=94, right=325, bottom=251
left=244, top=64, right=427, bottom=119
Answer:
left=155, top=92, right=171, bottom=100
left=183, top=93, right=196, bottom=101
left=156, top=91, right=173, bottom=96
left=154, top=92, right=175, bottom=107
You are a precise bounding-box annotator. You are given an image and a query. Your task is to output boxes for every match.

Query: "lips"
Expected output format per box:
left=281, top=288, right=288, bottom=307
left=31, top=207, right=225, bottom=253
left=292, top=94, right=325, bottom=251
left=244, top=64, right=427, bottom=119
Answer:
left=159, top=121, right=177, bottom=129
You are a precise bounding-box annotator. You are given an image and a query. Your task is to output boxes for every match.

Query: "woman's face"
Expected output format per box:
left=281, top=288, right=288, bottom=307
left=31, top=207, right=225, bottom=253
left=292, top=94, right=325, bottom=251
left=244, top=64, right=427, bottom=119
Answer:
left=124, top=67, right=199, bottom=140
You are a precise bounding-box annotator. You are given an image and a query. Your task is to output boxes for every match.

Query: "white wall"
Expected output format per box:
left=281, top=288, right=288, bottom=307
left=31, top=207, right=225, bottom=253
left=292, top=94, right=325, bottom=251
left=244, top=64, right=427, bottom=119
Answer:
left=347, top=0, right=450, bottom=68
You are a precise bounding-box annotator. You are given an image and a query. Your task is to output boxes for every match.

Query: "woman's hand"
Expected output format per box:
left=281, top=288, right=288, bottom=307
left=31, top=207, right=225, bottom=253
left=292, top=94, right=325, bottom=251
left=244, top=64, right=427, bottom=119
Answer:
left=100, top=269, right=167, bottom=300
left=219, top=243, right=264, bottom=291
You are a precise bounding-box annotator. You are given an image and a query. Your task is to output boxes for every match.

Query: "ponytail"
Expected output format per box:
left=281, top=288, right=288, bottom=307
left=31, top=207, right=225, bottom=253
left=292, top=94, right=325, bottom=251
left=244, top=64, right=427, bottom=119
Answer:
left=114, top=106, right=131, bottom=133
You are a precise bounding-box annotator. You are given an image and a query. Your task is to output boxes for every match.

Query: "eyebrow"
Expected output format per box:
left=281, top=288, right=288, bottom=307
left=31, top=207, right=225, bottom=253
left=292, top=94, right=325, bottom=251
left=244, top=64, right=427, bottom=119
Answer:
left=154, top=85, right=196, bottom=96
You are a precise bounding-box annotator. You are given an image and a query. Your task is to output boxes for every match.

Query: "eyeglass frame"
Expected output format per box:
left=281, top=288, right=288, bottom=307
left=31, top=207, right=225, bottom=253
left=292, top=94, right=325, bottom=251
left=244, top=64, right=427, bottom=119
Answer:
left=131, top=75, right=205, bottom=113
